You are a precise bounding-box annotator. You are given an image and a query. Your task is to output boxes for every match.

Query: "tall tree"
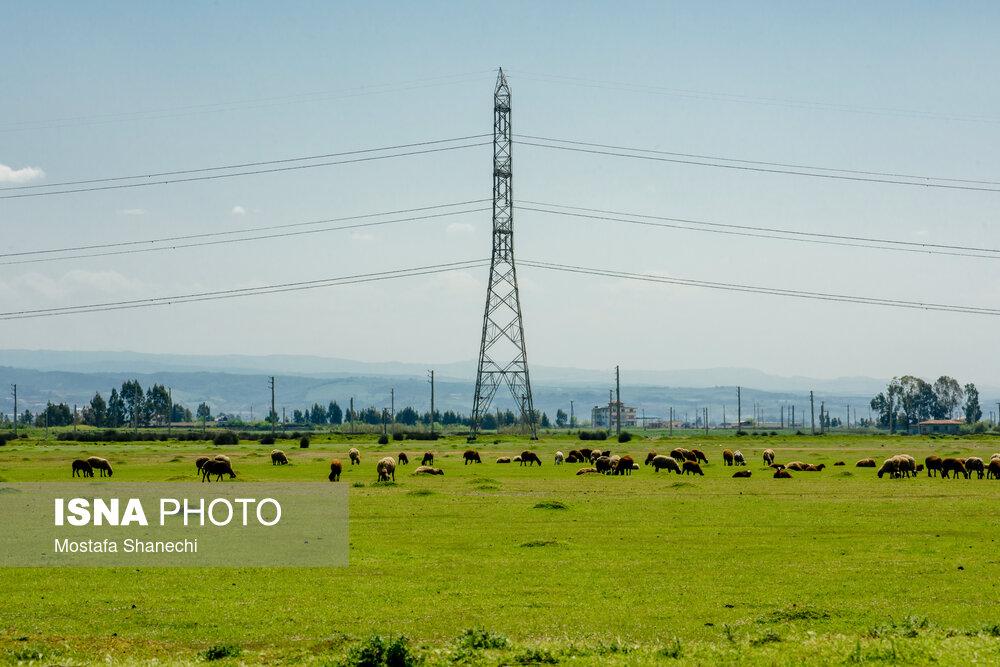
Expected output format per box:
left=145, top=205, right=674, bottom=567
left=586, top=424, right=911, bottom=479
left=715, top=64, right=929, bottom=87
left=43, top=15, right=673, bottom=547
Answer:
left=328, top=401, right=343, bottom=425
left=555, top=409, right=568, bottom=428
left=120, top=380, right=144, bottom=428
left=310, top=403, right=327, bottom=425
left=107, top=388, right=125, bottom=428
left=396, top=406, right=419, bottom=426
left=963, top=383, right=982, bottom=424
left=88, top=392, right=107, bottom=428
left=932, top=376, right=963, bottom=419
left=196, top=402, right=212, bottom=421
left=145, top=384, right=171, bottom=426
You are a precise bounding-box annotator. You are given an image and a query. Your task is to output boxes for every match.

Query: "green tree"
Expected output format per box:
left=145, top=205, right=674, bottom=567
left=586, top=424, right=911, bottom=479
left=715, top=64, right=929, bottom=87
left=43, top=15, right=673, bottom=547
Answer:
left=120, top=380, right=144, bottom=428
left=396, top=406, right=419, bottom=426
left=292, top=409, right=305, bottom=424
left=21, top=409, right=34, bottom=425
left=932, top=376, right=963, bottom=419
left=328, top=401, right=343, bottom=425
left=171, top=403, right=193, bottom=422
left=963, top=383, right=982, bottom=424
left=107, top=388, right=126, bottom=428
left=310, top=403, right=327, bottom=425
left=145, top=384, right=171, bottom=426
left=555, top=409, right=568, bottom=428
left=540, top=412, right=551, bottom=428
left=87, top=392, right=107, bottom=427
left=196, top=402, right=212, bottom=421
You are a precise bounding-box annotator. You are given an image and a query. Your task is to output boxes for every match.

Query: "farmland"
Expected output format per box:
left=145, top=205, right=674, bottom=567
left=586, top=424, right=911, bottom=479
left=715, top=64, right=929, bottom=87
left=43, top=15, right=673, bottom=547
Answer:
left=2, top=432, right=1000, bottom=665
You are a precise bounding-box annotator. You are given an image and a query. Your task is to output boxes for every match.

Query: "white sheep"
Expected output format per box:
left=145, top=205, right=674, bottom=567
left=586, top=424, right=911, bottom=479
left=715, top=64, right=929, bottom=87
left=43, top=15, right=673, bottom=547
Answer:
left=762, top=448, right=775, bottom=466
left=349, top=448, right=361, bottom=465
left=650, top=454, right=681, bottom=474
left=733, top=450, right=746, bottom=466
left=86, top=456, right=114, bottom=477
left=554, top=451, right=564, bottom=465
left=376, top=456, right=396, bottom=482
left=214, top=454, right=231, bottom=465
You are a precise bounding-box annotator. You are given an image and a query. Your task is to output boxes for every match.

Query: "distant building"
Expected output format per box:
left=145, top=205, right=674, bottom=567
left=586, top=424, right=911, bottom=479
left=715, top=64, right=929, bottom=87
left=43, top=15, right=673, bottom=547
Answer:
left=591, top=401, right=637, bottom=429
left=916, top=419, right=963, bottom=435
left=648, top=419, right=685, bottom=430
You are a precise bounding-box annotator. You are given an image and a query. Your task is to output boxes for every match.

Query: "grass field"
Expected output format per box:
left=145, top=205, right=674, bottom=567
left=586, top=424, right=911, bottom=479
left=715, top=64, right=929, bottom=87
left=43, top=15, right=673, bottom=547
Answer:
left=2, top=432, right=1000, bottom=665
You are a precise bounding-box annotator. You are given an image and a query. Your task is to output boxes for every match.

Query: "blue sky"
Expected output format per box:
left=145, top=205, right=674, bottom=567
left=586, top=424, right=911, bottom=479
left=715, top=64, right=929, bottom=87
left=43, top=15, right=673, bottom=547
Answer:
left=2, top=2, right=999, bottom=387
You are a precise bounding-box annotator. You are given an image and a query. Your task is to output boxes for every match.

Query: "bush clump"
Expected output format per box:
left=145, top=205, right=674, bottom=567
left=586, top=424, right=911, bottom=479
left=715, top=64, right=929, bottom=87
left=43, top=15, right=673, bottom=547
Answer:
left=213, top=431, right=239, bottom=446
left=393, top=432, right=404, bottom=441
left=377, top=434, right=389, bottom=445
left=299, top=436, right=310, bottom=449
left=200, top=644, right=243, bottom=661
left=453, top=628, right=510, bottom=651
left=260, top=434, right=275, bottom=445
left=579, top=430, right=608, bottom=441
left=342, top=632, right=417, bottom=667
left=617, top=431, right=632, bottom=443
left=404, top=432, right=440, bottom=441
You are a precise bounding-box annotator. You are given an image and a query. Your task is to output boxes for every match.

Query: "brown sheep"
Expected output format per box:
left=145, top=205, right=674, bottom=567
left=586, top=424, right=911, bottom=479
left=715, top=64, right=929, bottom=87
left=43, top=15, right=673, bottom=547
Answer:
left=213, top=454, right=231, bottom=465
left=613, top=455, right=635, bottom=476
left=987, top=460, right=1000, bottom=480
left=376, top=456, right=396, bottom=482
left=877, top=458, right=899, bottom=479
left=496, top=456, right=512, bottom=463
left=595, top=456, right=612, bottom=474
left=651, top=455, right=681, bottom=474
left=566, top=449, right=585, bottom=463
left=965, top=457, right=985, bottom=479
left=600, top=450, right=612, bottom=457
left=86, top=456, right=113, bottom=477
left=576, top=467, right=599, bottom=475
left=785, top=461, right=809, bottom=471
left=773, top=469, right=792, bottom=479
left=762, top=449, right=775, bottom=466
left=349, top=448, right=361, bottom=465
left=722, top=449, right=734, bottom=466
left=579, top=448, right=594, bottom=460
left=413, top=466, right=444, bottom=475
left=803, top=464, right=826, bottom=472
left=682, top=461, right=704, bottom=476
left=833, top=461, right=845, bottom=466
left=732, top=470, right=752, bottom=478
left=670, top=448, right=689, bottom=461
left=941, top=458, right=969, bottom=479
left=271, top=449, right=289, bottom=465
left=421, top=451, right=434, bottom=466
left=512, top=455, right=522, bottom=463
left=692, top=449, right=708, bottom=464
left=71, top=459, right=94, bottom=478
left=856, top=458, right=877, bottom=468
left=463, top=449, right=482, bottom=465
left=328, top=459, right=342, bottom=482
left=201, top=459, right=236, bottom=482
left=769, top=463, right=786, bottom=471
left=683, top=450, right=698, bottom=463
left=195, top=456, right=210, bottom=474
left=520, top=450, right=542, bottom=467
left=644, top=451, right=658, bottom=465
left=398, top=452, right=409, bottom=465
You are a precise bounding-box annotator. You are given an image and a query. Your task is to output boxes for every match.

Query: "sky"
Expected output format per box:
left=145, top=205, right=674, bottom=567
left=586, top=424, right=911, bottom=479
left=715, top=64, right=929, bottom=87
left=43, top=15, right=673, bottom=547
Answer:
left=2, top=2, right=1000, bottom=388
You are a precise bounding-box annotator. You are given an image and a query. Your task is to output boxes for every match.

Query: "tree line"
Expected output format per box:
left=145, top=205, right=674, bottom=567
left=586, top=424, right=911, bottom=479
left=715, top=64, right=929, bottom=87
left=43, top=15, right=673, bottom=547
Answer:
left=870, top=375, right=981, bottom=432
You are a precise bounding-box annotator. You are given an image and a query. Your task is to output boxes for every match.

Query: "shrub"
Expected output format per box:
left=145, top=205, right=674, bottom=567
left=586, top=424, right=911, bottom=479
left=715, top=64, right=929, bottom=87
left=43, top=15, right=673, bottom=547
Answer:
left=659, top=637, right=683, bottom=659
left=404, top=432, right=439, bottom=441
left=261, top=434, right=276, bottom=445
left=299, top=436, right=310, bottom=449
left=393, top=432, right=404, bottom=441
left=453, top=627, right=510, bottom=650
left=512, top=648, right=557, bottom=664
left=770, top=431, right=778, bottom=436
left=377, top=434, right=389, bottom=445
left=617, top=431, right=632, bottom=443
left=341, top=632, right=417, bottom=667
left=579, top=430, right=591, bottom=441
left=736, top=430, right=747, bottom=436
left=200, top=644, right=242, bottom=661
left=213, top=431, right=239, bottom=446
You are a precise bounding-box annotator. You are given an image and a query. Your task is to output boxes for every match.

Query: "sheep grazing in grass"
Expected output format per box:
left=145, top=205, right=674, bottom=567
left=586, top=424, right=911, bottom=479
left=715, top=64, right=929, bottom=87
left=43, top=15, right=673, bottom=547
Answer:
left=941, top=458, right=969, bottom=479
left=644, top=451, right=658, bottom=465
left=589, top=451, right=602, bottom=463
left=86, top=456, right=113, bottom=477
left=915, top=464, right=924, bottom=473
left=682, top=461, right=704, bottom=476
left=554, top=451, right=564, bottom=465
left=732, top=470, right=752, bottom=478
left=762, top=449, right=775, bottom=466
left=722, top=449, right=735, bottom=466
left=214, top=454, right=231, bottom=465
left=512, top=455, right=522, bottom=463
left=376, top=456, right=396, bottom=482
left=650, top=455, right=681, bottom=474
left=195, top=456, right=210, bottom=474
left=670, top=448, right=689, bottom=462
left=877, top=458, right=899, bottom=479
left=413, top=466, right=444, bottom=475
left=773, top=469, right=793, bottom=479
left=463, top=449, right=482, bottom=465
left=520, top=450, right=542, bottom=467
left=733, top=450, right=746, bottom=466
left=692, top=449, right=708, bottom=464
left=576, top=467, right=599, bottom=475
left=896, top=455, right=916, bottom=478
left=613, top=455, right=635, bottom=476
left=421, top=451, right=434, bottom=466
left=271, top=450, right=289, bottom=465
left=579, top=448, right=594, bottom=460
left=991, top=453, right=1000, bottom=463
left=856, top=459, right=876, bottom=468
left=965, top=457, right=985, bottom=479
left=833, top=461, right=846, bottom=466
left=566, top=449, right=585, bottom=463
left=496, top=456, right=512, bottom=463
left=600, top=450, right=611, bottom=458
left=398, top=452, right=409, bottom=465
left=987, top=460, right=1000, bottom=480
left=683, top=450, right=698, bottom=463
left=71, top=459, right=94, bottom=478
left=595, top=456, right=612, bottom=474
left=201, top=460, right=236, bottom=482
left=328, top=459, right=342, bottom=482
left=349, top=448, right=361, bottom=465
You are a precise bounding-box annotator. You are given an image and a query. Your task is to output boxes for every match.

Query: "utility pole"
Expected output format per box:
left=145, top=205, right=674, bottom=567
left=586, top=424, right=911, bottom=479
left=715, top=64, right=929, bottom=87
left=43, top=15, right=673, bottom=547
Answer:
left=74, top=404, right=78, bottom=435
left=704, top=407, right=708, bottom=435
left=820, top=401, right=825, bottom=434
left=350, top=397, right=355, bottom=435
left=615, top=365, right=621, bottom=437
left=428, top=370, right=435, bottom=435
left=608, top=390, right=614, bottom=433
left=723, top=405, right=726, bottom=429
left=391, top=388, right=395, bottom=438
left=642, top=408, right=646, bottom=431
left=737, top=386, right=742, bottom=433
left=11, top=384, right=17, bottom=438
left=670, top=407, right=673, bottom=436
left=268, top=377, right=276, bottom=436
left=780, top=404, right=784, bottom=429
left=570, top=400, right=574, bottom=429
left=810, top=391, right=816, bottom=435
left=167, top=388, right=172, bottom=438
left=282, top=407, right=286, bottom=431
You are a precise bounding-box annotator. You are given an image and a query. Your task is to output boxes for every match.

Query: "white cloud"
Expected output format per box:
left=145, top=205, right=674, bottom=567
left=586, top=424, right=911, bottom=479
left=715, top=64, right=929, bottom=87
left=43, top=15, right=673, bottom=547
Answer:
left=0, top=163, right=45, bottom=183
left=119, top=208, right=146, bottom=216
left=231, top=205, right=246, bottom=215
left=351, top=232, right=376, bottom=242
left=446, top=222, right=475, bottom=235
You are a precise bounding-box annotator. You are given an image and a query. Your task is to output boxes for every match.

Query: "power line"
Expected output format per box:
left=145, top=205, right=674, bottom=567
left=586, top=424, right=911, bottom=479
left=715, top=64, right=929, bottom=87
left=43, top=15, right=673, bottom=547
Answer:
left=520, top=201, right=1000, bottom=260
left=517, top=137, right=1000, bottom=193
left=0, top=200, right=489, bottom=266
left=0, top=260, right=489, bottom=320
left=519, top=260, right=1000, bottom=316
left=0, top=139, right=490, bottom=199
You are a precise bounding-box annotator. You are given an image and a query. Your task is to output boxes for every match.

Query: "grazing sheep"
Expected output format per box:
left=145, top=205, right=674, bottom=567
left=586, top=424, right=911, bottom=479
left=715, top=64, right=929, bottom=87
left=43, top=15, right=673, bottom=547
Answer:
left=376, top=456, right=396, bottom=482
left=722, top=449, right=735, bottom=466
left=71, top=459, right=94, bottom=478
left=421, top=451, right=434, bottom=466
left=579, top=447, right=593, bottom=459
left=692, top=449, right=708, bottom=464
left=670, top=448, right=689, bottom=462
left=773, top=469, right=793, bottom=479
left=271, top=450, right=289, bottom=465
left=195, top=456, right=210, bottom=474
left=595, top=456, right=612, bottom=474
left=576, top=467, right=600, bottom=475
left=201, top=459, right=236, bottom=482
left=566, top=449, right=585, bottom=463
left=991, top=453, right=1000, bottom=462
left=877, top=458, right=900, bottom=479
left=915, top=464, right=924, bottom=473
left=601, top=450, right=611, bottom=457
left=941, top=458, right=969, bottom=479
left=682, top=461, right=704, bottom=476
left=463, top=449, right=482, bottom=465
left=644, top=451, right=658, bottom=465
left=896, top=455, right=916, bottom=478
left=987, top=460, right=1000, bottom=480
left=512, top=455, right=522, bottom=463
left=213, top=454, right=231, bottom=465
left=86, top=456, right=113, bottom=477
left=349, top=448, right=361, bottom=465
left=762, top=449, right=775, bottom=466
left=631, top=462, right=640, bottom=470
left=732, top=470, right=752, bottom=478
left=413, top=466, right=444, bottom=475
left=733, top=450, right=746, bottom=466
left=650, top=455, right=681, bottom=474
left=328, top=459, right=342, bottom=482
left=965, top=456, right=985, bottom=479
left=833, top=461, right=846, bottom=466
left=398, top=452, right=409, bottom=465
left=926, top=453, right=944, bottom=475
left=608, top=454, right=621, bottom=468
left=613, top=455, right=635, bottom=476
left=856, top=458, right=877, bottom=468
left=683, top=450, right=698, bottom=463
left=520, top=450, right=542, bottom=467
left=554, top=451, right=564, bottom=465
left=496, top=456, right=512, bottom=463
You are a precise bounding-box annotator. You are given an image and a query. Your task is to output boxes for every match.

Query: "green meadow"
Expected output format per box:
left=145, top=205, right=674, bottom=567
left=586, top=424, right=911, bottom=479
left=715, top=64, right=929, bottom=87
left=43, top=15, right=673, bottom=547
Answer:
left=2, top=432, right=1000, bottom=665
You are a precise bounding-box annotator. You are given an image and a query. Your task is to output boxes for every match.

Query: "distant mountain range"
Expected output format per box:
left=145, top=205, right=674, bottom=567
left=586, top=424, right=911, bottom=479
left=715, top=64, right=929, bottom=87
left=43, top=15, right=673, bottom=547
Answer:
left=0, top=349, right=989, bottom=425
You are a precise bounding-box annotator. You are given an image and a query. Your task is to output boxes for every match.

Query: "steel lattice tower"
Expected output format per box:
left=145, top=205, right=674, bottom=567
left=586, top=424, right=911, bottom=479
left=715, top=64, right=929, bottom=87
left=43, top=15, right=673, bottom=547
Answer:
left=471, top=69, right=536, bottom=440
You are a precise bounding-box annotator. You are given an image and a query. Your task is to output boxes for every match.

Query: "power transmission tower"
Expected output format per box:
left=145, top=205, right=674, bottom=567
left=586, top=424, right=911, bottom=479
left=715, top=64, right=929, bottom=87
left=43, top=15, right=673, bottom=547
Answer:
left=615, top=365, right=621, bottom=437
left=470, top=68, right=537, bottom=441
left=12, top=384, right=17, bottom=438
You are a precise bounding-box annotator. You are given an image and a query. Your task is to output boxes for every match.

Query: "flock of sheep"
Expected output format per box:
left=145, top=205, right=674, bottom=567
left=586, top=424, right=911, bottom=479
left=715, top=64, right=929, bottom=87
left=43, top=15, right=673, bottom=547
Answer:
left=66, top=444, right=1000, bottom=484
